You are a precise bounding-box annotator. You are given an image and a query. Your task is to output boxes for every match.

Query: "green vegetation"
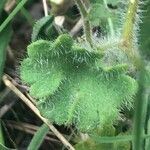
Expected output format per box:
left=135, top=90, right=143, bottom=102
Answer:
left=0, top=0, right=150, bottom=149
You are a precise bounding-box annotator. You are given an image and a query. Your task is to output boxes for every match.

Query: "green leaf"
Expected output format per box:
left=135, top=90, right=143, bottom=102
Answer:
left=91, top=132, right=131, bottom=150
left=146, top=118, right=150, bottom=150
left=75, top=125, right=115, bottom=150
left=39, top=66, right=137, bottom=132
left=74, top=139, right=113, bottom=150
left=0, top=121, right=15, bottom=150
left=0, top=144, right=14, bottom=150
left=27, top=124, right=49, bottom=150
left=51, top=34, right=74, bottom=55
left=113, top=140, right=130, bottom=150
left=88, top=4, right=111, bottom=26
left=31, top=15, right=58, bottom=42
left=107, top=0, right=119, bottom=5
left=30, top=67, right=64, bottom=98
left=20, top=39, right=66, bottom=99
left=27, top=40, right=52, bottom=59
left=21, top=34, right=138, bottom=132
left=29, top=34, right=73, bottom=58
left=21, top=34, right=74, bottom=99
left=0, top=122, right=4, bottom=145
left=101, top=64, right=128, bottom=77
left=20, top=58, right=64, bottom=99
left=90, top=0, right=102, bottom=4
left=0, top=0, right=6, bottom=14
left=90, top=0, right=119, bottom=5
left=0, top=0, right=27, bottom=33
left=0, top=11, right=12, bottom=86
left=139, top=0, right=150, bottom=57
left=68, top=44, right=104, bottom=64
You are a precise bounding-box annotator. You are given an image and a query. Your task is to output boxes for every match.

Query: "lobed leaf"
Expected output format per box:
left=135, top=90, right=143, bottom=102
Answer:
left=27, top=40, right=52, bottom=59
left=38, top=67, right=138, bottom=132
left=51, top=34, right=73, bottom=55
left=68, top=45, right=104, bottom=64
left=21, top=34, right=138, bottom=132
left=30, top=67, right=64, bottom=98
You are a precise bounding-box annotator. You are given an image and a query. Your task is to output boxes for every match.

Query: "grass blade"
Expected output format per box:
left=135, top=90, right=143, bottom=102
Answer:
left=27, top=123, right=49, bottom=150
left=0, top=0, right=27, bottom=33
left=0, top=12, right=12, bottom=87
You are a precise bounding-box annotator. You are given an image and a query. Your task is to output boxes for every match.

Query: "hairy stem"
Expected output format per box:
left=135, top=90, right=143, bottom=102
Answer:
left=121, top=1, right=149, bottom=149
left=120, top=0, right=141, bottom=70
left=121, top=0, right=140, bottom=68
left=122, top=0, right=139, bottom=49
left=74, top=0, right=93, bottom=46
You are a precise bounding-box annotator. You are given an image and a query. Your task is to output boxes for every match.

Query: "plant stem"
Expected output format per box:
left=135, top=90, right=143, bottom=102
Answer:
left=0, top=0, right=28, bottom=33
left=133, top=65, right=149, bottom=150
left=121, top=1, right=149, bottom=150
left=121, top=0, right=140, bottom=69
left=90, top=133, right=150, bottom=143
left=0, top=121, right=4, bottom=145
left=74, top=0, right=93, bottom=46
left=103, top=0, right=114, bottom=36
left=42, top=0, right=48, bottom=17
left=122, top=0, right=139, bottom=49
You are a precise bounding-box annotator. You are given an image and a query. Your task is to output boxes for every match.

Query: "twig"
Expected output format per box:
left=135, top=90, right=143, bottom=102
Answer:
left=5, top=0, right=16, bottom=12
left=0, top=88, right=11, bottom=103
left=42, top=0, right=48, bottom=16
left=6, top=121, right=60, bottom=143
left=6, top=120, right=53, bottom=135
left=0, top=101, right=15, bottom=118
left=70, top=18, right=83, bottom=36
left=2, top=74, right=75, bottom=150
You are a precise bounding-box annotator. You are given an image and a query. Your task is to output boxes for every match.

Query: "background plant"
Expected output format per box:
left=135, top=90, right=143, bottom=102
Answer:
left=0, top=0, right=150, bottom=150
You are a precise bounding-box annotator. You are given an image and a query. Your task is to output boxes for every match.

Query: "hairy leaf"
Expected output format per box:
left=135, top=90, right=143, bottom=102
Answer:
left=39, top=68, right=137, bottom=132
left=21, top=34, right=138, bottom=132
left=68, top=44, right=104, bottom=64
left=31, top=15, right=58, bottom=42
left=88, top=4, right=111, bottom=26
left=20, top=39, right=66, bottom=98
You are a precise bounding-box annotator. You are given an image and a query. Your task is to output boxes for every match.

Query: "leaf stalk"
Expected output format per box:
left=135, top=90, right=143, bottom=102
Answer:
left=74, top=0, right=93, bottom=47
